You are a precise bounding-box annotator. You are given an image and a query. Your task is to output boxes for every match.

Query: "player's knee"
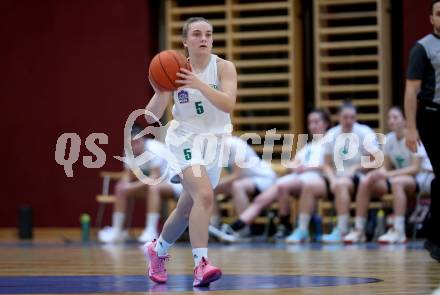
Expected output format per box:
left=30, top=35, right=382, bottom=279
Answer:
left=357, top=177, right=370, bottom=191
left=390, top=178, right=404, bottom=191
left=302, top=181, right=315, bottom=192
left=196, top=188, right=215, bottom=209
left=333, top=179, right=349, bottom=194
left=277, top=183, right=290, bottom=195
left=231, top=181, right=243, bottom=194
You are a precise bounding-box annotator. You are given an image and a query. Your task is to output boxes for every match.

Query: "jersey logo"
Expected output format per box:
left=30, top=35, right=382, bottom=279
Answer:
left=177, top=90, right=189, bottom=103
left=395, top=155, right=406, bottom=168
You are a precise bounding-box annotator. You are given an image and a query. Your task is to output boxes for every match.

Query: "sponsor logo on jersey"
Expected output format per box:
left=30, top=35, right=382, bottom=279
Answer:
left=177, top=90, right=189, bottom=103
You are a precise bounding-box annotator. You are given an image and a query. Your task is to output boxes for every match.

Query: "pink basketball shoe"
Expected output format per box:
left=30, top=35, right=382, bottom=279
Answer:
left=193, top=257, right=222, bottom=287
left=144, top=239, right=169, bottom=284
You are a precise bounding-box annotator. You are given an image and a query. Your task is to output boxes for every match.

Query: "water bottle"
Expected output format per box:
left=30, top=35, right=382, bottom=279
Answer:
left=18, top=206, right=33, bottom=240
left=310, top=213, right=323, bottom=243
left=80, top=213, right=91, bottom=242
left=373, top=210, right=386, bottom=241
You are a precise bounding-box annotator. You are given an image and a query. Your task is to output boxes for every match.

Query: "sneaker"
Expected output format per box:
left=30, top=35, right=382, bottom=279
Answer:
left=424, top=240, right=440, bottom=262
left=378, top=228, right=407, bottom=244
left=322, top=228, right=344, bottom=244
left=193, top=257, right=222, bottom=287
left=138, top=227, right=158, bottom=243
left=144, top=239, right=169, bottom=284
left=98, top=227, right=128, bottom=243
left=344, top=229, right=366, bottom=244
left=286, top=228, right=310, bottom=244
left=208, top=224, right=242, bottom=243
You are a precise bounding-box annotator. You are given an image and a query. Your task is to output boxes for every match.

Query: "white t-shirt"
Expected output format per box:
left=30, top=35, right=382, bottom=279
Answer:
left=324, top=122, right=378, bottom=176
left=384, top=132, right=433, bottom=172
left=171, top=54, right=231, bottom=134
left=226, top=136, right=276, bottom=179
left=294, top=138, right=326, bottom=168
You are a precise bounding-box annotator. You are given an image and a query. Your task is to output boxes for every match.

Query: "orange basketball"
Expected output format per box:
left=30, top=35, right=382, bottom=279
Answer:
left=148, top=50, right=191, bottom=92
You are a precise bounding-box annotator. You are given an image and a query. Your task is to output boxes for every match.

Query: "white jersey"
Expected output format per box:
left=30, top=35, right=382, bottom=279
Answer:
left=172, top=54, right=231, bottom=134
left=324, top=122, right=378, bottom=176
left=124, top=140, right=168, bottom=176
left=384, top=132, right=433, bottom=172
left=295, top=138, right=326, bottom=168
left=226, top=136, right=276, bottom=179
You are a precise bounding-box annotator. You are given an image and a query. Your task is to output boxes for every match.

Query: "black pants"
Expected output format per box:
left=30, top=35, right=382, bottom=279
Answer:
left=417, top=101, right=440, bottom=245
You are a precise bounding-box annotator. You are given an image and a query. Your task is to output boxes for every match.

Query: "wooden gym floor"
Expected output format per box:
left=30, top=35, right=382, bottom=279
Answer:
left=0, top=229, right=439, bottom=294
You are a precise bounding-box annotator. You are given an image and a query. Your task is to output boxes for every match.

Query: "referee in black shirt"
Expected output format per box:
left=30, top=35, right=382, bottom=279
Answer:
left=405, top=0, right=440, bottom=262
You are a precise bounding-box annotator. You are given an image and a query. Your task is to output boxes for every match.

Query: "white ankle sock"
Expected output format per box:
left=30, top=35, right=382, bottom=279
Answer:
left=337, top=214, right=349, bottom=234
left=298, top=213, right=311, bottom=231
left=146, top=213, right=160, bottom=232
left=394, top=216, right=405, bottom=235
left=112, top=212, right=125, bottom=231
left=355, top=216, right=366, bottom=232
left=155, top=235, right=172, bottom=257
left=192, top=248, right=208, bottom=267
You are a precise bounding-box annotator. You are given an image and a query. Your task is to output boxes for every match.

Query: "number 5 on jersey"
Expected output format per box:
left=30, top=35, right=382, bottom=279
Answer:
left=195, top=101, right=204, bottom=114
left=183, top=148, right=192, bottom=160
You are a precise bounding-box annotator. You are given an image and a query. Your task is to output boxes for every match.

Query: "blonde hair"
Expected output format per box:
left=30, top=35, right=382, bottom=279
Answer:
left=182, top=17, right=212, bottom=38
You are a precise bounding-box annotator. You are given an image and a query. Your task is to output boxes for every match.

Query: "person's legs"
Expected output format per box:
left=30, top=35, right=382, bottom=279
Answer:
left=390, top=176, right=416, bottom=236
left=277, top=174, right=303, bottom=216
left=179, top=165, right=223, bottom=286
left=239, top=184, right=279, bottom=224
left=377, top=175, right=417, bottom=244
left=213, top=182, right=279, bottom=242
left=113, top=179, right=130, bottom=231
left=344, top=176, right=388, bottom=243
left=99, top=179, right=147, bottom=243
left=211, top=179, right=234, bottom=228
left=145, top=189, right=193, bottom=283
left=179, top=165, right=215, bottom=249
left=230, top=178, right=257, bottom=216
left=297, top=177, right=327, bottom=229
left=286, top=174, right=327, bottom=243
left=322, top=176, right=353, bottom=243
left=139, top=183, right=176, bottom=243
left=417, top=104, right=440, bottom=259
left=332, top=177, right=354, bottom=234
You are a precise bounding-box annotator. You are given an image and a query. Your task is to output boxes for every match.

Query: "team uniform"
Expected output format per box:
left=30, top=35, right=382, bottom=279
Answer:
left=384, top=132, right=434, bottom=194
left=147, top=52, right=230, bottom=287
left=277, top=138, right=326, bottom=186
left=408, top=33, right=440, bottom=251
left=321, top=122, right=378, bottom=243
left=98, top=139, right=182, bottom=244
left=166, top=54, right=231, bottom=188
left=225, top=136, right=277, bottom=193
left=324, top=122, right=378, bottom=176
left=324, top=122, right=378, bottom=191
left=280, top=138, right=327, bottom=244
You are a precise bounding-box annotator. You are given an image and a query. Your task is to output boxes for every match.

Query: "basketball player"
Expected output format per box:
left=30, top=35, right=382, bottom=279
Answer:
left=98, top=124, right=182, bottom=244
left=344, top=107, right=433, bottom=244
left=404, top=0, right=440, bottom=261
left=212, top=135, right=276, bottom=234
left=321, top=102, right=379, bottom=243
left=144, top=17, right=237, bottom=286
left=215, top=109, right=331, bottom=243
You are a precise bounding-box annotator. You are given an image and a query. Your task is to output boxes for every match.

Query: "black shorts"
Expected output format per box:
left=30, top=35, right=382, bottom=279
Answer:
left=250, top=186, right=262, bottom=200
